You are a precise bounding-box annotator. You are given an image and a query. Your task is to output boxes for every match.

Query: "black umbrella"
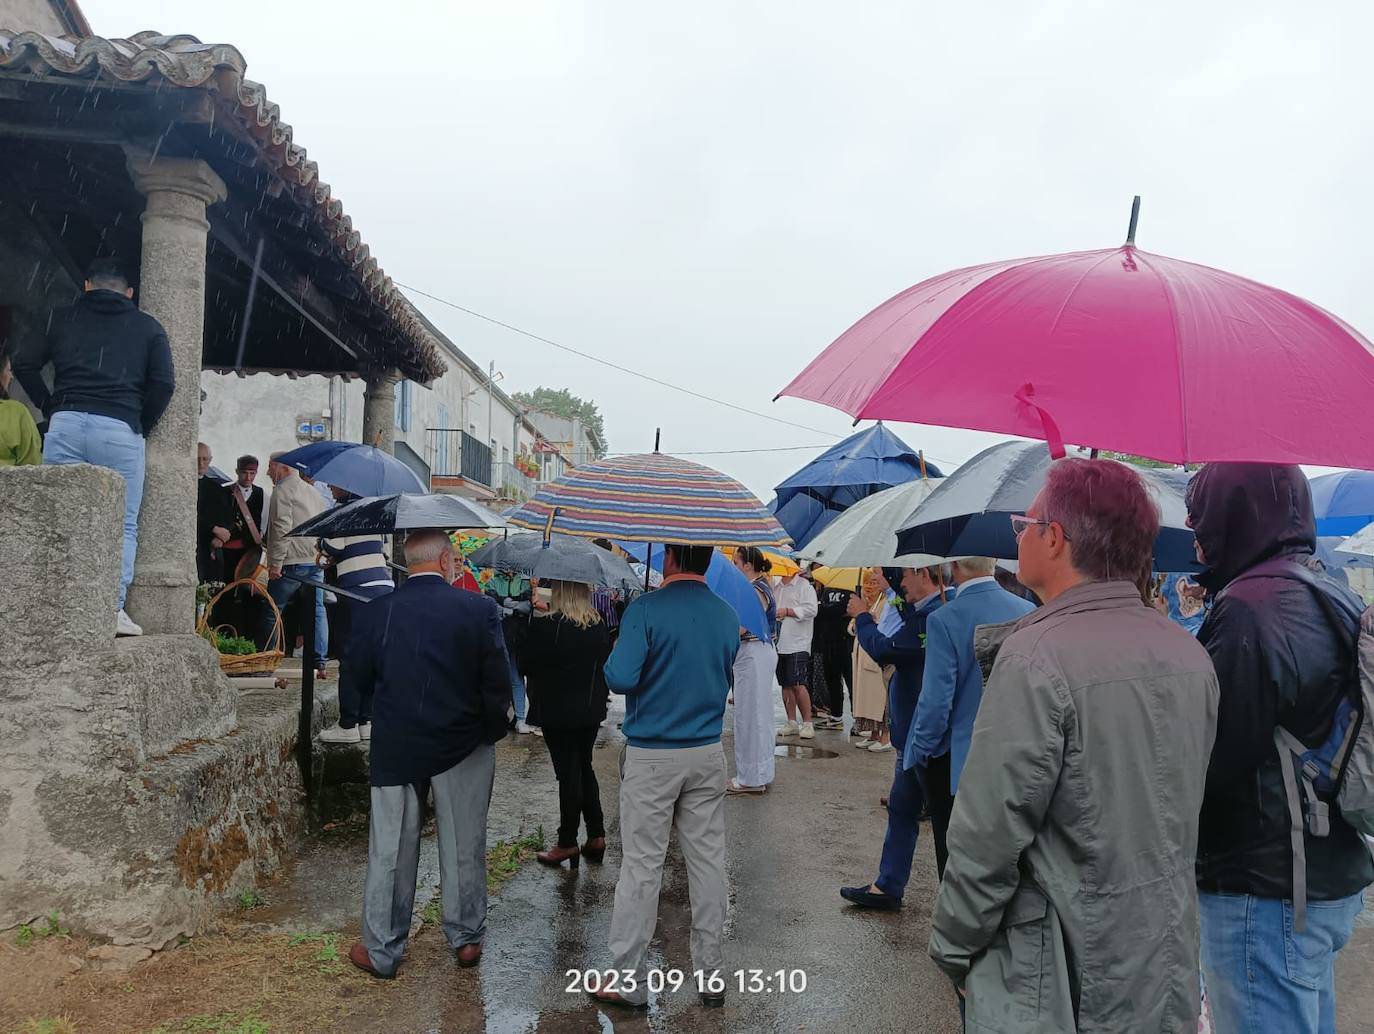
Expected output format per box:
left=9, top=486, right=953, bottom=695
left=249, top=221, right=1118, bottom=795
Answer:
left=288, top=493, right=507, bottom=537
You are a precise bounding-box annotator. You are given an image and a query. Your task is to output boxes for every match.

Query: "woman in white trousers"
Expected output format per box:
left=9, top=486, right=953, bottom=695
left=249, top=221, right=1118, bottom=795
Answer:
left=728, top=548, right=779, bottom=794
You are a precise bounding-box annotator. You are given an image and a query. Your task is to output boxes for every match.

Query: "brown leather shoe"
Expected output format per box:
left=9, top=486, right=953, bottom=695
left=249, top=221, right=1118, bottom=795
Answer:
left=456, top=943, right=482, bottom=968
left=348, top=941, right=394, bottom=980
left=581, top=837, right=607, bottom=864
left=537, top=845, right=581, bottom=869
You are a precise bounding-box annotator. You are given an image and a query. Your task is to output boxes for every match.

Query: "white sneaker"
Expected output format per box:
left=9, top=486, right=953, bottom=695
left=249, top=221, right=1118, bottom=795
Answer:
left=515, top=721, right=537, bottom=735
left=318, top=723, right=361, bottom=744
left=799, top=722, right=816, bottom=740
left=116, top=610, right=143, bottom=637
left=778, top=721, right=799, bottom=738
left=855, top=738, right=877, bottom=749
left=531, top=726, right=544, bottom=738
left=868, top=740, right=894, bottom=753
left=358, top=722, right=372, bottom=742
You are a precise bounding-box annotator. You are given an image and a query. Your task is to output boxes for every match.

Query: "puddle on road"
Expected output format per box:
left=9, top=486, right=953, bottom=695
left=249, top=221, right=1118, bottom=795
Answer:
left=774, top=744, right=838, bottom=759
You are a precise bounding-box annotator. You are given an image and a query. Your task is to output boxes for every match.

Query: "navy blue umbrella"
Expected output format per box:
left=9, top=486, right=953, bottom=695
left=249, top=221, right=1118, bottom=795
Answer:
left=771, top=423, right=943, bottom=548
left=277, top=441, right=426, bottom=498
left=895, top=441, right=1200, bottom=572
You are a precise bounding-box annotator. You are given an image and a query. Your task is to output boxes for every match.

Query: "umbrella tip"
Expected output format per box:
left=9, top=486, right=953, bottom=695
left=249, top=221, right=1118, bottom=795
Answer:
left=654, top=428, right=661, bottom=453
left=1125, top=195, right=1142, bottom=246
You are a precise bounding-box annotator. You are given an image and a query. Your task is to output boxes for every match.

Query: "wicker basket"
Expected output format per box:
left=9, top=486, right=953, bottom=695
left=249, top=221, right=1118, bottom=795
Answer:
left=196, top=575, right=285, bottom=677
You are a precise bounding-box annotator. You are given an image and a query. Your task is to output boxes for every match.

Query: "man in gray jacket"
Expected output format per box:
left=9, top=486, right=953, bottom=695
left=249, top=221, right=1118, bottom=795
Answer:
left=930, top=458, right=1219, bottom=1033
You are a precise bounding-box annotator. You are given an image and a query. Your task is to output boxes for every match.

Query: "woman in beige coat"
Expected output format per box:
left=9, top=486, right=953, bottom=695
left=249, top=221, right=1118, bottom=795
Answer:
left=850, top=569, right=892, bottom=753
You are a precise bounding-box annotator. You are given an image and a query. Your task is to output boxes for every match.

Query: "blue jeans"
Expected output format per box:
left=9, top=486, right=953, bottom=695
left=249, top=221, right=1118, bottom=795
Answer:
left=1200, top=890, right=1364, bottom=1034
left=43, top=411, right=146, bottom=611
left=266, top=564, right=329, bottom=663
left=508, top=652, right=527, bottom=723
left=875, top=754, right=924, bottom=899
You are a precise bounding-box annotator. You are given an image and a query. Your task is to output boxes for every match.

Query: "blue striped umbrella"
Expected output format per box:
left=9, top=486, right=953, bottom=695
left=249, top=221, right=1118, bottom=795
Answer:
left=506, top=452, right=789, bottom=547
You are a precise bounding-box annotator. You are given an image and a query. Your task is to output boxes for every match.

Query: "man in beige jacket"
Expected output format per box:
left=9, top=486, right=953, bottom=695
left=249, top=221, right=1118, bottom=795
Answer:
left=260, top=453, right=329, bottom=671
left=930, top=458, right=1219, bottom=1033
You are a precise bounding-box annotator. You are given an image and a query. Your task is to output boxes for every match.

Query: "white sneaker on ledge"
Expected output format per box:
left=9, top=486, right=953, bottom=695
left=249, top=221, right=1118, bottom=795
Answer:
left=318, top=723, right=361, bottom=744
left=515, top=721, right=537, bottom=735
left=358, top=722, right=372, bottom=742
left=115, top=610, right=143, bottom=637
left=799, top=722, right=816, bottom=740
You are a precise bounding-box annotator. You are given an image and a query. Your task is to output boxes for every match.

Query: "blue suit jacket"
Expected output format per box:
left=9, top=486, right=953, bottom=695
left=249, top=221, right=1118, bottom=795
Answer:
left=353, top=573, right=511, bottom=787
left=852, top=591, right=944, bottom=753
left=903, top=580, right=1036, bottom=791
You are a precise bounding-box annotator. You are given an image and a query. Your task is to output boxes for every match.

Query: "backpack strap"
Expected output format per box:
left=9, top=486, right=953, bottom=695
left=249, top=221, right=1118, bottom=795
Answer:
left=1274, top=727, right=1311, bottom=933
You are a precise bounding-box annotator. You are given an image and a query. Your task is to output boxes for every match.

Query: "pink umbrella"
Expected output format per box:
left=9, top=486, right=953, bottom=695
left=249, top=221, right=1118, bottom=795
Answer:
left=778, top=206, right=1374, bottom=467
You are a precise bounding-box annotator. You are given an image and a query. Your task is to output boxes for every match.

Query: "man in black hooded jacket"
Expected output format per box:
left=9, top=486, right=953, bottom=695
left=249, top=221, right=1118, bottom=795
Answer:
left=1187, top=463, right=1373, bottom=1034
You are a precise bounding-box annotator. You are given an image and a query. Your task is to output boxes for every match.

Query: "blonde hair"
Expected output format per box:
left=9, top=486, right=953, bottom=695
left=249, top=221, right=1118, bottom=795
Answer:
left=546, top=579, right=602, bottom=628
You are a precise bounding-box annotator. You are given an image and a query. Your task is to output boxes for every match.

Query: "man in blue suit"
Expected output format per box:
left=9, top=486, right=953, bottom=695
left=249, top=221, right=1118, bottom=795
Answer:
left=346, top=530, right=511, bottom=979
left=840, top=563, right=949, bottom=910
left=905, top=557, right=1036, bottom=878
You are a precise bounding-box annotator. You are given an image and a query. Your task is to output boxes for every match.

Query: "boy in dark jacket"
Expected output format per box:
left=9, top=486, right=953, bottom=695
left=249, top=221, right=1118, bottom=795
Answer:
left=1187, top=463, right=1374, bottom=1034
left=15, top=258, right=174, bottom=637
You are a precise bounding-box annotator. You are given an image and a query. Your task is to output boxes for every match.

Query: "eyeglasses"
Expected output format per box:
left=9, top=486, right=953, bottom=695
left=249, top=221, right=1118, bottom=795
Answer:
left=1010, top=514, right=1070, bottom=541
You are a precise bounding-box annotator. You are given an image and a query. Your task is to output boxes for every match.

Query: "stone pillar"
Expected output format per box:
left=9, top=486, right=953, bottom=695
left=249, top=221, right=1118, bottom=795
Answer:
left=124, top=155, right=228, bottom=634
left=362, top=369, right=399, bottom=454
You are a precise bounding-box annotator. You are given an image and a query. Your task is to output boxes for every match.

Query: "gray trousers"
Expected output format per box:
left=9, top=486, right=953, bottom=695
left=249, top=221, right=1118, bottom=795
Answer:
left=608, top=742, right=729, bottom=1004
left=362, top=744, right=495, bottom=975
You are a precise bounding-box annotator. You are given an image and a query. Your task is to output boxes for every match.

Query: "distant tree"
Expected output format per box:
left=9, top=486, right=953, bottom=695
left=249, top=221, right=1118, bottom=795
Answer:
left=1096, top=450, right=1176, bottom=470
left=513, top=387, right=607, bottom=458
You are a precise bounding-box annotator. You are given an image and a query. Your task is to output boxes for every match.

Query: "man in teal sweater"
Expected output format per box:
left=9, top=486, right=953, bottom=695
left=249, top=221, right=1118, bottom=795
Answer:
left=594, top=542, right=740, bottom=1011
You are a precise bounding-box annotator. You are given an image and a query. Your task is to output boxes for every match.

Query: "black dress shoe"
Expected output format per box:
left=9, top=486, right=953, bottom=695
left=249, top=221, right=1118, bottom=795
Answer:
left=840, top=884, right=903, bottom=911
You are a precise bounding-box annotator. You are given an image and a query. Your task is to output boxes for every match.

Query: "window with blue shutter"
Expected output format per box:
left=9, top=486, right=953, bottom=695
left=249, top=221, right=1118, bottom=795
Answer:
left=394, top=379, right=412, bottom=432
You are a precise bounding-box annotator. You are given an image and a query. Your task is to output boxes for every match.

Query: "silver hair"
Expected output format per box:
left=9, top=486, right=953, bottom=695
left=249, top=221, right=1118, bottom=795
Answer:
left=403, top=530, right=452, bottom=568
left=1038, top=458, right=1160, bottom=582
left=954, top=556, right=998, bottom=576
left=919, top=561, right=954, bottom=582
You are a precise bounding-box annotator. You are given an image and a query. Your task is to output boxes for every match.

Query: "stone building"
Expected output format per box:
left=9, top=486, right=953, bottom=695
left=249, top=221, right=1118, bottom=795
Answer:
left=0, top=4, right=472, bottom=946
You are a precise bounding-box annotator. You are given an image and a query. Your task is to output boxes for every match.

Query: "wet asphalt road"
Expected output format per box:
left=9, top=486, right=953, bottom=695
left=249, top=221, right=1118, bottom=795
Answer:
left=254, top=697, right=1374, bottom=1034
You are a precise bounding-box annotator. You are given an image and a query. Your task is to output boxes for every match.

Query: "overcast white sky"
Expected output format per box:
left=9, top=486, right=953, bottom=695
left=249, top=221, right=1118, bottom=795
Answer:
left=84, top=1, right=1374, bottom=497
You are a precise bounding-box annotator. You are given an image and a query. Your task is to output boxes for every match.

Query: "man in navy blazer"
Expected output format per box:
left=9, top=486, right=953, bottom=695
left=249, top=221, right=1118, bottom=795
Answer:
left=904, top=557, right=1036, bottom=878
left=347, top=530, right=510, bottom=979
left=840, top=563, right=949, bottom=910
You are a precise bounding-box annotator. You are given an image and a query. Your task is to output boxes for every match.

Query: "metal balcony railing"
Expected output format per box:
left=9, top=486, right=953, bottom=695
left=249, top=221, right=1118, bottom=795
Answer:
left=494, top=460, right=537, bottom=502
left=427, top=428, right=492, bottom=487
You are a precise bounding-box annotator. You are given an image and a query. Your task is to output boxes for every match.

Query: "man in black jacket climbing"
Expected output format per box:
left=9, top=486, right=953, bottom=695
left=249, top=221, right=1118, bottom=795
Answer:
left=1186, top=463, right=1374, bottom=1034
left=14, top=258, right=174, bottom=638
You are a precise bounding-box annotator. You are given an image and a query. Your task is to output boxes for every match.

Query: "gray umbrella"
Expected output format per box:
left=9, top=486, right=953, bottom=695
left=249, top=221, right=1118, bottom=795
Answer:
left=894, top=441, right=1199, bottom=571
left=531, top=547, right=640, bottom=592
left=469, top=532, right=595, bottom=573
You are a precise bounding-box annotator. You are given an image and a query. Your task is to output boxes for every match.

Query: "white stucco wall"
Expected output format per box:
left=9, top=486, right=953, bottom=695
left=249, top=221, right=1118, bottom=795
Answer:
left=0, top=0, right=73, bottom=34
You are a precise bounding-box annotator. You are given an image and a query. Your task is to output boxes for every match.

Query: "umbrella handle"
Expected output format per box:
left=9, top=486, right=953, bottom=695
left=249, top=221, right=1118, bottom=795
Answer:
left=1014, top=384, right=1066, bottom=460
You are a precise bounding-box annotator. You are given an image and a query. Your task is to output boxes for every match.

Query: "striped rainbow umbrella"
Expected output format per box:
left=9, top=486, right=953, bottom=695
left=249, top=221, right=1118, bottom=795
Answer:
left=506, top=452, right=790, bottom=547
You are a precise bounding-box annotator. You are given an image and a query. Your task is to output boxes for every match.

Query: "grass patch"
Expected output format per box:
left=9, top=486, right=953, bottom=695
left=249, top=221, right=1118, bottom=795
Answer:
left=14, top=911, right=68, bottom=948
left=16, top=1019, right=77, bottom=1034
left=235, top=890, right=266, bottom=912
left=148, top=1011, right=269, bottom=1034
left=486, top=828, right=546, bottom=893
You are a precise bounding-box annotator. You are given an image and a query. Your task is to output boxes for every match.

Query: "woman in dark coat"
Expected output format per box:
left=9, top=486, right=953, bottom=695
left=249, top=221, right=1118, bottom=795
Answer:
left=507, top=578, right=611, bottom=869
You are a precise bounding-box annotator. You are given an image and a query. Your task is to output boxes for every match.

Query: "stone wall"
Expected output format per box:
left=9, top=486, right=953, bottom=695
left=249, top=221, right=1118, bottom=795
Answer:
left=0, top=464, right=325, bottom=946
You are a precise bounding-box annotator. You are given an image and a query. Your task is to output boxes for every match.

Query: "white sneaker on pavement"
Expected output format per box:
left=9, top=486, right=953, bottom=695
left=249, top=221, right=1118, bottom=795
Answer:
left=319, top=723, right=361, bottom=744
left=358, top=722, right=372, bottom=742
left=116, top=610, right=143, bottom=637
left=778, top=721, right=799, bottom=738
left=799, top=722, right=816, bottom=739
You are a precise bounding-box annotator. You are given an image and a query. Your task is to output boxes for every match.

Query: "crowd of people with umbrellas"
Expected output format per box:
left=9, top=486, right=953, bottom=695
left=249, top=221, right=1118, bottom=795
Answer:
left=191, top=209, right=1374, bottom=1033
